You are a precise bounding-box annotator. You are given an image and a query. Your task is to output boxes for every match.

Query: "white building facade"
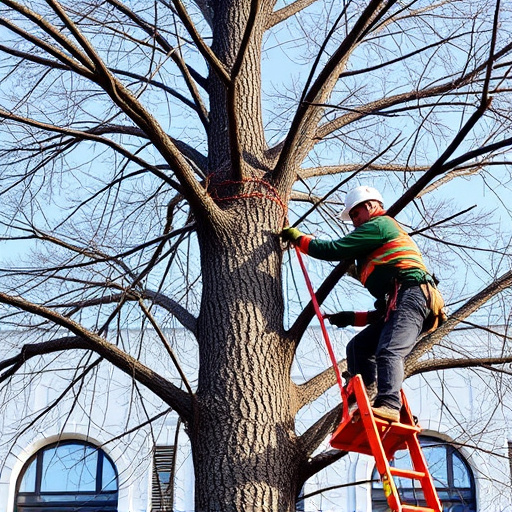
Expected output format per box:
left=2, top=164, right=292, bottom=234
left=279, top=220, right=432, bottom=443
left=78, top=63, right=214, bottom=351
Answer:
left=0, top=327, right=511, bottom=511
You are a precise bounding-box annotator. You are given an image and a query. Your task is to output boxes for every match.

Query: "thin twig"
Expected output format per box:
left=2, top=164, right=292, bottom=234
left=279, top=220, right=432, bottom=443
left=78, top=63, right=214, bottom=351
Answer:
left=292, top=135, right=400, bottom=227
left=138, top=300, right=194, bottom=395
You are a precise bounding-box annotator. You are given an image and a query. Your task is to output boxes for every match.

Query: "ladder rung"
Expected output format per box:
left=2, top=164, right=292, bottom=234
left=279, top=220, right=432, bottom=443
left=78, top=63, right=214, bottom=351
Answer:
left=374, top=419, right=421, bottom=435
left=401, top=506, right=436, bottom=512
left=389, top=467, right=426, bottom=479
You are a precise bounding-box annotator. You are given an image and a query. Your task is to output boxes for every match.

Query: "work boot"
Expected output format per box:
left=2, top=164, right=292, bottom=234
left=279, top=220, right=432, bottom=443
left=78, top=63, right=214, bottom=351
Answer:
left=345, top=382, right=378, bottom=420
left=371, top=405, right=400, bottom=423
left=343, top=373, right=377, bottom=407
left=342, top=371, right=356, bottom=407
left=366, top=382, right=377, bottom=405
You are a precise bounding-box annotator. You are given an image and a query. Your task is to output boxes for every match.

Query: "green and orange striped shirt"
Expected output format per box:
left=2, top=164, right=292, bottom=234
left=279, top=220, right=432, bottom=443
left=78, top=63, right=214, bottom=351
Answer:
left=296, top=215, right=430, bottom=299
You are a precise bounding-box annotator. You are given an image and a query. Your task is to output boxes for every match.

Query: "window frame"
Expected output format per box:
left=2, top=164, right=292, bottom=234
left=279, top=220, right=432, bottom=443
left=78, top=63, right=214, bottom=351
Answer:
left=15, top=440, right=118, bottom=512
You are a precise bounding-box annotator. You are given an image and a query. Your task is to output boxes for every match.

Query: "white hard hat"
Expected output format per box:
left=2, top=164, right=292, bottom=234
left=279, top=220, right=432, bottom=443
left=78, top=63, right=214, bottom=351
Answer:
left=340, top=186, right=384, bottom=221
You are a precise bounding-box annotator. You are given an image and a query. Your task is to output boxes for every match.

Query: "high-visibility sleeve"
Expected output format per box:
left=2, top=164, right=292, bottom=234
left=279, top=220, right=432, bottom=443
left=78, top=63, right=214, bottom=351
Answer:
left=296, top=235, right=313, bottom=253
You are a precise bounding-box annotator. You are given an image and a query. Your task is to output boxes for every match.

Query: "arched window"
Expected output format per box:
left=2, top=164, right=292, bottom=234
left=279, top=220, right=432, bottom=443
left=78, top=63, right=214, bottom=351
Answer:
left=16, top=440, right=118, bottom=512
left=372, top=435, right=476, bottom=512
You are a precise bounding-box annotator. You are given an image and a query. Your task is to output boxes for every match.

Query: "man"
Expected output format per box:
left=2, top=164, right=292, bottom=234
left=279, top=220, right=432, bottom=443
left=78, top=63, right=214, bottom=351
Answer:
left=281, top=185, right=446, bottom=422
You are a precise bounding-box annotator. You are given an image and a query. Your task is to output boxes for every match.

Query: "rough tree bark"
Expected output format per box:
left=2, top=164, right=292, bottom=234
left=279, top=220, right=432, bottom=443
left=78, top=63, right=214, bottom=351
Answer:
left=192, top=199, right=301, bottom=509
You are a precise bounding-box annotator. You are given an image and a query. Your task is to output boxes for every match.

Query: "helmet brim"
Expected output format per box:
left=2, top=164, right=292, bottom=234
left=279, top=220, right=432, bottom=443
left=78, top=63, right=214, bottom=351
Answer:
left=339, top=197, right=369, bottom=221
left=339, top=208, right=352, bottom=221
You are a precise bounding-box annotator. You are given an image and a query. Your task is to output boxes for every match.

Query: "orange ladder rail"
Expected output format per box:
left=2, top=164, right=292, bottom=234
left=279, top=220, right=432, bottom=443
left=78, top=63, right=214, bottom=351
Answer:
left=331, top=375, right=442, bottom=512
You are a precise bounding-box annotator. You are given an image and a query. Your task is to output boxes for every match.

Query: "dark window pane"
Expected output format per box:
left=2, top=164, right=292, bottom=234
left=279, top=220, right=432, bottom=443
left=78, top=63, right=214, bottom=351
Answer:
left=424, top=445, right=449, bottom=487
left=17, top=441, right=118, bottom=512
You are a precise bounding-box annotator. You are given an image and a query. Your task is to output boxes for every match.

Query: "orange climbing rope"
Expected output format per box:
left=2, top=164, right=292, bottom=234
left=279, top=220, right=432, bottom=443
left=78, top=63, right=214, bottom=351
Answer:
left=206, top=176, right=288, bottom=212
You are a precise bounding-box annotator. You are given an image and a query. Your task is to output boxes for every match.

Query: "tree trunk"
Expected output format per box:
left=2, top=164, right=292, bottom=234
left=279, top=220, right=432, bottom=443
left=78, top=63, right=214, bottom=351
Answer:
left=192, top=197, right=302, bottom=511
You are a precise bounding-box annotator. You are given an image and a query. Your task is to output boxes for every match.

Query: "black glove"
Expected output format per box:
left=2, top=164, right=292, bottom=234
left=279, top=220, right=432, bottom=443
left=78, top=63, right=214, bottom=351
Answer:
left=280, top=226, right=304, bottom=243
left=326, top=311, right=356, bottom=328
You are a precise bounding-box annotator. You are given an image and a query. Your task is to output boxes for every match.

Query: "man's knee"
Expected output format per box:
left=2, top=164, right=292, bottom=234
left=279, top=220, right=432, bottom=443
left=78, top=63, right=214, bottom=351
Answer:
left=376, top=344, right=410, bottom=361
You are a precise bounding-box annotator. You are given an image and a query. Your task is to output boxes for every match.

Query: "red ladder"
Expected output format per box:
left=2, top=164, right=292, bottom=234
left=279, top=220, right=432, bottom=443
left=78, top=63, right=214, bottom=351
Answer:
left=331, top=375, right=442, bottom=512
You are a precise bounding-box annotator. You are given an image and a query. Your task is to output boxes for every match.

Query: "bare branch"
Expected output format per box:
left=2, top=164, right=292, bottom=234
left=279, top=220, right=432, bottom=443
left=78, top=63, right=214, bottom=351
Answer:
left=45, top=0, right=107, bottom=71
left=87, top=125, right=207, bottom=171
left=481, top=0, right=502, bottom=101
left=406, top=270, right=512, bottom=373
left=44, top=289, right=197, bottom=335
left=292, top=136, right=399, bottom=227
left=0, top=296, right=194, bottom=419
left=159, top=0, right=230, bottom=85
left=386, top=43, right=510, bottom=220
left=338, top=32, right=471, bottom=79
left=0, top=109, right=183, bottom=190
left=2, top=223, right=195, bottom=276
left=299, top=477, right=377, bottom=501
left=101, top=408, right=173, bottom=446
left=274, top=0, right=388, bottom=193
left=0, top=42, right=70, bottom=70
left=439, top=137, right=512, bottom=176
left=298, top=403, right=342, bottom=458
left=3, top=0, right=94, bottom=69
left=192, top=0, right=213, bottom=27
left=416, top=233, right=509, bottom=256
left=296, top=360, right=347, bottom=411
left=299, top=163, right=429, bottom=180
left=138, top=300, right=194, bottom=394
left=289, top=190, right=321, bottom=204
left=267, top=0, right=318, bottom=29
left=0, top=7, right=94, bottom=77
left=408, top=206, right=477, bottom=236
left=143, top=289, right=198, bottom=334
left=411, top=356, right=512, bottom=376
left=227, top=0, right=261, bottom=178
left=0, top=356, right=102, bottom=456
left=2, top=3, right=219, bottom=217
left=104, top=0, right=209, bottom=127
left=111, top=69, right=206, bottom=116
left=302, top=449, right=347, bottom=484
left=0, top=40, right=206, bottom=118
left=315, top=40, right=512, bottom=141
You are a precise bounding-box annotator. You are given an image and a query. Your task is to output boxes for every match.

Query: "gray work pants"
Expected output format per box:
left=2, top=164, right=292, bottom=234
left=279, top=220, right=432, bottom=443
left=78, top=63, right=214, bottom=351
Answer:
left=345, top=285, right=430, bottom=410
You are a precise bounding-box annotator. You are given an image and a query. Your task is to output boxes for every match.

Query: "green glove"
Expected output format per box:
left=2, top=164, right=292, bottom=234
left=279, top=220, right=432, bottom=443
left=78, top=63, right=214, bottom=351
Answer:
left=280, top=226, right=304, bottom=243
left=327, top=311, right=356, bottom=328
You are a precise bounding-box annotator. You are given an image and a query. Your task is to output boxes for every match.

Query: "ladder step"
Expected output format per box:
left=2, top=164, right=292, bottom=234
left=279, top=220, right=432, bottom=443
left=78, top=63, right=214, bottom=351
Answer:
left=389, top=467, right=426, bottom=479
left=401, top=506, right=437, bottom=512
left=374, top=418, right=421, bottom=436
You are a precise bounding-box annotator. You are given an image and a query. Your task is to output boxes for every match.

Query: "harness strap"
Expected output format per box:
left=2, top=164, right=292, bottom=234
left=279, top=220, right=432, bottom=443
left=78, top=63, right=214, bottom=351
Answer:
left=294, top=246, right=345, bottom=400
